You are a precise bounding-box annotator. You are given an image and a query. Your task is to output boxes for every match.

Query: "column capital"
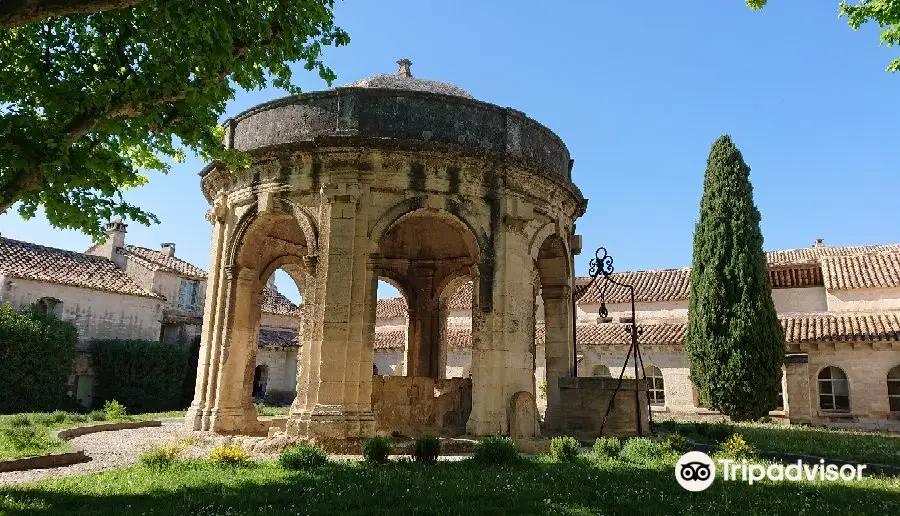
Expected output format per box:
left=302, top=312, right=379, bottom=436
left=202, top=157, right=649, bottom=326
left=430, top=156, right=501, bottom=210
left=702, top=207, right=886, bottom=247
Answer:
left=223, top=264, right=241, bottom=280
left=302, top=255, right=318, bottom=270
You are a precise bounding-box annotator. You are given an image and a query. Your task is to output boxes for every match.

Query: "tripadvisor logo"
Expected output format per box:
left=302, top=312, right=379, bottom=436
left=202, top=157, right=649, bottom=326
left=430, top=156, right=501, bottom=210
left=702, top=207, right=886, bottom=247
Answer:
left=675, top=451, right=866, bottom=492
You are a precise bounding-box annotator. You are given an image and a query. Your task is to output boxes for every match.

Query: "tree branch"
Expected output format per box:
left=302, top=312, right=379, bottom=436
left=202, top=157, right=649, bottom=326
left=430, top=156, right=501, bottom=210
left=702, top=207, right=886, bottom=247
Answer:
left=0, top=0, right=144, bottom=29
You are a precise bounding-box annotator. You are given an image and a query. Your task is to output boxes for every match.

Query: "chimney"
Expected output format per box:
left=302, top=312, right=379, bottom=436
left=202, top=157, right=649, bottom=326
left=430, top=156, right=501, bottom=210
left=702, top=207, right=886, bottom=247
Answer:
left=160, top=243, right=176, bottom=257
left=97, top=218, right=128, bottom=268
left=814, top=238, right=824, bottom=248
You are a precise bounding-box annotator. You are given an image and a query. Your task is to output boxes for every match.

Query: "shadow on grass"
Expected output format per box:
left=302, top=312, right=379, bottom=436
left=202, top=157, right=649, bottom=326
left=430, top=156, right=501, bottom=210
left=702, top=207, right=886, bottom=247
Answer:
left=1, top=458, right=898, bottom=515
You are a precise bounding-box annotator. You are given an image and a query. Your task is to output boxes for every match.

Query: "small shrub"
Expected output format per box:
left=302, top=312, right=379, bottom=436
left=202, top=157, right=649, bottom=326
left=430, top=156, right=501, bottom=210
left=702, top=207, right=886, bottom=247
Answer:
left=140, top=443, right=183, bottom=468
left=68, top=413, right=88, bottom=423
left=708, top=421, right=735, bottom=442
left=592, top=437, right=622, bottom=459
left=0, top=426, right=55, bottom=450
left=280, top=445, right=328, bottom=470
left=618, top=437, right=659, bottom=464
left=362, top=436, right=392, bottom=464
left=657, top=432, right=687, bottom=456
left=8, top=414, right=32, bottom=428
left=47, top=411, right=70, bottom=425
left=88, top=410, right=107, bottom=422
left=209, top=444, right=252, bottom=467
left=472, top=436, right=519, bottom=465
left=539, top=380, right=548, bottom=400
left=103, top=400, right=127, bottom=420
left=721, top=433, right=756, bottom=460
left=413, top=436, right=441, bottom=463
left=549, top=436, right=580, bottom=462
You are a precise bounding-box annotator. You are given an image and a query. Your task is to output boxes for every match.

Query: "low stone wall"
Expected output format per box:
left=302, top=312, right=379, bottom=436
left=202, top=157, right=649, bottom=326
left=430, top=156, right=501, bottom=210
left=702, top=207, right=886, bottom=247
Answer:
left=557, top=377, right=651, bottom=438
left=0, top=420, right=164, bottom=473
left=371, top=376, right=472, bottom=437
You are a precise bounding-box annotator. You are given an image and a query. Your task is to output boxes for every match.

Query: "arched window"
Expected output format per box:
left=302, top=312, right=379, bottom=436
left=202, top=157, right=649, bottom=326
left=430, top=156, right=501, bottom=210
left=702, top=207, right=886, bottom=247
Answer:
left=373, top=363, right=380, bottom=376
left=592, top=365, right=611, bottom=377
left=35, top=297, right=62, bottom=318
left=887, top=366, right=900, bottom=413
left=645, top=366, right=665, bottom=406
left=818, top=366, right=850, bottom=412
left=252, top=365, right=269, bottom=399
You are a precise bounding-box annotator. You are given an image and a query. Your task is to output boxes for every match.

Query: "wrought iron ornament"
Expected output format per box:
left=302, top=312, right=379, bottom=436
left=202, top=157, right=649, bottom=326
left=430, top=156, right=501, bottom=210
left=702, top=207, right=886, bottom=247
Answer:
left=576, top=246, right=653, bottom=437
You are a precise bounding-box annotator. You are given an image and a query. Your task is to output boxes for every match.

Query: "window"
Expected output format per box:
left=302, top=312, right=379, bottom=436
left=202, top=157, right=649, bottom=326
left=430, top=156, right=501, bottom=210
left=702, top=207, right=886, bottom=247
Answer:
left=34, top=297, right=62, bottom=318
left=774, top=378, right=784, bottom=410
left=593, top=365, right=611, bottom=377
left=645, top=366, right=665, bottom=406
left=178, top=280, right=200, bottom=311
left=818, top=366, right=850, bottom=412
left=888, top=366, right=900, bottom=413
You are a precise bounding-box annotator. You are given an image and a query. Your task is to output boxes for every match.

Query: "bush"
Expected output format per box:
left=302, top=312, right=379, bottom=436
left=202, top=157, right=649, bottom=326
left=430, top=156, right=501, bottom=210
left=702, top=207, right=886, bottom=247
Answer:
left=90, top=339, right=191, bottom=412
left=180, top=336, right=201, bottom=408
left=140, top=443, right=183, bottom=468
left=103, top=400, right=127, bottom=420
left=362, top=436, right=392, bottom=464
left=413, top=436, right=441, bottom=463
left=549, top=436, right=580, bottom=462
left=88, top=410, right=106, bottom=422
left=618, top=437, right=659, bottom=464
left=8, top=414, right=32, bottom=427
left=0, top=426, right=55, bottom=451
left=708, top=422, right=735, bottom=442
left=721, top=433, right=756, bottom=460
left=209, top=444, right=252, bottom=467
left=592, top=437, right=622, bottom=459
left=280, top=445, right=328, bottom=470
left=0, top=304, right=77, bottom=413
left=472, top=436, right=519, bottom=465
left=657, top=432, right=687, bottom=456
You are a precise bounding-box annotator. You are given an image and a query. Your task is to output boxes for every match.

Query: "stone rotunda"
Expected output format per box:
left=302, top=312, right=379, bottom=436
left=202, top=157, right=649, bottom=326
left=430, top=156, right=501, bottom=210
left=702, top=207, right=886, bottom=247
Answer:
left=186, top=59, right=588, bottom=441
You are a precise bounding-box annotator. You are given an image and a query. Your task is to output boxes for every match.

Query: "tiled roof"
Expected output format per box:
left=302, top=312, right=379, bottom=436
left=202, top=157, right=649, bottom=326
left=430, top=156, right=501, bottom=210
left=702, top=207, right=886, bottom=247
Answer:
left=121, top=246, right=207, bottom=279
left=821, top=253, right=900, bottom=291
left=576, top=268, right=693, bottom=304
left=0, top=237, right=159, bottom=299
left=446, top=282, right=473, bottom=310
left=262, top=287, right=300, bottom=316
left=258, top=328, right=299, bottom=348
left=765, top=244, right=900, bottom=266
left=369, top=314, right=900, bottom=350
left=376, top=297, right=407, bottom=319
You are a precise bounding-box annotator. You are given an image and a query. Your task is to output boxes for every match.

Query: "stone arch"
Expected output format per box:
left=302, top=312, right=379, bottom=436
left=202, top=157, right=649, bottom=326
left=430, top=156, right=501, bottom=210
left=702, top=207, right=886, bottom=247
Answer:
left=533, top=232, right=574, bottom=431
left=369, top=196, right=488, bottom=257
left=225, top=202, right=259, bottom=268
left=280, top=198, right=319, bottom=257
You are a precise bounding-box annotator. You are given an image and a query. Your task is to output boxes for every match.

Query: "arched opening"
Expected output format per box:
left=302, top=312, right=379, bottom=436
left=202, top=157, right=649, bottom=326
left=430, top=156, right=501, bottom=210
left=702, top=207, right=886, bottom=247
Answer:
left=644, top=365, right=665, bottom=406
left=252, top=365, right=269, bottom=399
left=818, top=366, right=850, bottom=412
left=34, top=296, right=62, bottom=318
left=376, top=209, right=480, bottom=380
left=534, top=233, right=574, bottom=430
left=374, top=278, right=409, bottom=376
left=255, top=265, right=304, bottom=407
left=887, top=366, right=900, bottom=413
left=439, top=277, right=474, bottom=379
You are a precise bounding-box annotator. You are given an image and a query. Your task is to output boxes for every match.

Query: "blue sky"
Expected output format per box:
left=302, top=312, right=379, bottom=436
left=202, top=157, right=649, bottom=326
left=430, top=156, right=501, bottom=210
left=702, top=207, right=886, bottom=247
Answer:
left=1, top=1, right=898, bottom=303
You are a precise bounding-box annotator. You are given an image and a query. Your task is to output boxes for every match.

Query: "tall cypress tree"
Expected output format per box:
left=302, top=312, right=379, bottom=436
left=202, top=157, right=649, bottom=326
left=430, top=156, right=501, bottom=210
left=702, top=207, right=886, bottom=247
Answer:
left=685, top=135, right=785, bottom=421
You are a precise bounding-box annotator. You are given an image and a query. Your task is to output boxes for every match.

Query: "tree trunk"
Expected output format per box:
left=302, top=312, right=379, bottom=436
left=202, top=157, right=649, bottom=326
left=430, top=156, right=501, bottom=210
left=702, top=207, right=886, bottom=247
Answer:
left=0, top=0, right=144, bottom=29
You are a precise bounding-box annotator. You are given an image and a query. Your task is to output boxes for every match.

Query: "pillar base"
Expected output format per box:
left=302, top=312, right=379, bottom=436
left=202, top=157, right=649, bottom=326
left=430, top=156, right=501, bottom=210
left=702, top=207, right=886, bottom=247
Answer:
left=285, top=406, right=376, bottom=440
left=207, top=406, right=266, bottom=435
left=184, top=405, right=205, bottom=431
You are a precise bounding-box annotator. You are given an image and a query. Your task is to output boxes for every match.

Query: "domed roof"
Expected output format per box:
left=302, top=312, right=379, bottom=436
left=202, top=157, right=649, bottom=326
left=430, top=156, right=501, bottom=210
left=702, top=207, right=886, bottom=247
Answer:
left=342, top=58, right=473, bottom=99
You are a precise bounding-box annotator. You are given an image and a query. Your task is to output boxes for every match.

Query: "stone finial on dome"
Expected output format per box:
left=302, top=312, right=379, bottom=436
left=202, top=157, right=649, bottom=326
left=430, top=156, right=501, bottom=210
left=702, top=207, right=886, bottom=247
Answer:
left=396, top=58, right=413, bottom=77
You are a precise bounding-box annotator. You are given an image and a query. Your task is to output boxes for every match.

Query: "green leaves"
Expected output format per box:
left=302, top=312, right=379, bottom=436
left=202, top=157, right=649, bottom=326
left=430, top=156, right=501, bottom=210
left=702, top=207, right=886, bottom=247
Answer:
left=0, top=1, right=349, bottom=239
left=685, top=135, right=785, bottom=422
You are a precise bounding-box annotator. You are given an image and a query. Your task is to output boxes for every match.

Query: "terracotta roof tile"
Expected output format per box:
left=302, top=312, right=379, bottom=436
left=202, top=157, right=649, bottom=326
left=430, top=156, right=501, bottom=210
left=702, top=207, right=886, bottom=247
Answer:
left=0, top=237, right=159, bottom=299
left=446, top=282, right=473, bottom=310
left=258, top=328, right=299, bottom=348
left=821, top=253, right=900, bottom=291
left=765, top=244, right=900, bottom=266
left=374, top=328, right=405, bottom=349
left=576, top=268, right=692, bottom=304
left=262, top=287, right=300, bottom=316
left=121, top=245, right=207, bottom=279
left=376, top=297, right=408, bottom=319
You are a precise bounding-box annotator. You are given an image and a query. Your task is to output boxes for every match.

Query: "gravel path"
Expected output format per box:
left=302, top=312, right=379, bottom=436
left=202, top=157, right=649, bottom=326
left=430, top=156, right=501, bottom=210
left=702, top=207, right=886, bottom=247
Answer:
left=0, top=422, right=186, bottom=486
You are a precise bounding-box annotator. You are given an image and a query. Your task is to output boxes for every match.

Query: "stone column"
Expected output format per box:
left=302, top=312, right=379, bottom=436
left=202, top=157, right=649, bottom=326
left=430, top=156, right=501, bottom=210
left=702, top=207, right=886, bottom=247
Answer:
left=185, top=204, right=228, bottom=431
left=286, top=177, right=375, bottom=440
left=467, top=210, right=536, bottom=436
left=291, top=255, right=318, bottom=416
left=406, top=263, right=441, bottom=378
left=209, top=265, right=263, bottom=434
left=542, top=284, right=574, bottom=430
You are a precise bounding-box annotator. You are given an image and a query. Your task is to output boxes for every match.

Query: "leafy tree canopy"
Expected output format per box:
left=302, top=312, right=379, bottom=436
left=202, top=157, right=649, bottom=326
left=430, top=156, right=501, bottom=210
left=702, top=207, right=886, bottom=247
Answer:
left=0, top=1, right=348, bottom=240
left=747, top=1, right=900, bottom=72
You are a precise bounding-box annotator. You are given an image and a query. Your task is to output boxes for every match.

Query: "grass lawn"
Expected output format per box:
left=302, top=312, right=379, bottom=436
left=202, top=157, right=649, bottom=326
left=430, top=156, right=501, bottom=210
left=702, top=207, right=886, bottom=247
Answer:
left=1, top=455, right=898, bottom=515
left=0, top=410, right=184, bottom=460
left=657, top=419, right=900, bottom=467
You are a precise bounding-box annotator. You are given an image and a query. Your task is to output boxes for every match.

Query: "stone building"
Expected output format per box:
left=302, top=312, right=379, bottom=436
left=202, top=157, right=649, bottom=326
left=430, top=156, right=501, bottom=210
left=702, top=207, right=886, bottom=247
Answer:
left=0, top=220, right=301, bottom=407
left=369, top=240, right=900, bottom=430
left=184, top=58, right=645, bottom=442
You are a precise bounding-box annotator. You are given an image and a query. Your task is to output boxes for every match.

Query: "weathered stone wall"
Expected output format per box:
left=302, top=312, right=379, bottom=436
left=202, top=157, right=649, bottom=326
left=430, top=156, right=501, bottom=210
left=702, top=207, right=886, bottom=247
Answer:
left=3, top=278, right=162, bottom=345
left=584, top=347, right=695, bottom=414
left=256, top=348, right=298, bottom=396
left=371, top=376, right=472, bottom=437
left=826, top=287, right=900, bottom=313
left=771, top=287, right=827, bottom=313
left=577, top=300, right=688, bottom=324
left=557, top=376, right=650, bottom=438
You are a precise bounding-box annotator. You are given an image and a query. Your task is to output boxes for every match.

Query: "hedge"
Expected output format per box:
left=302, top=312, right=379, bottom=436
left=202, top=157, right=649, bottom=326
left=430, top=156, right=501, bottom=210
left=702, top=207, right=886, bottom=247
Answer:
left=90, top=339, right=193, bottom=412
left=0, top=303, right=77, bottom=413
